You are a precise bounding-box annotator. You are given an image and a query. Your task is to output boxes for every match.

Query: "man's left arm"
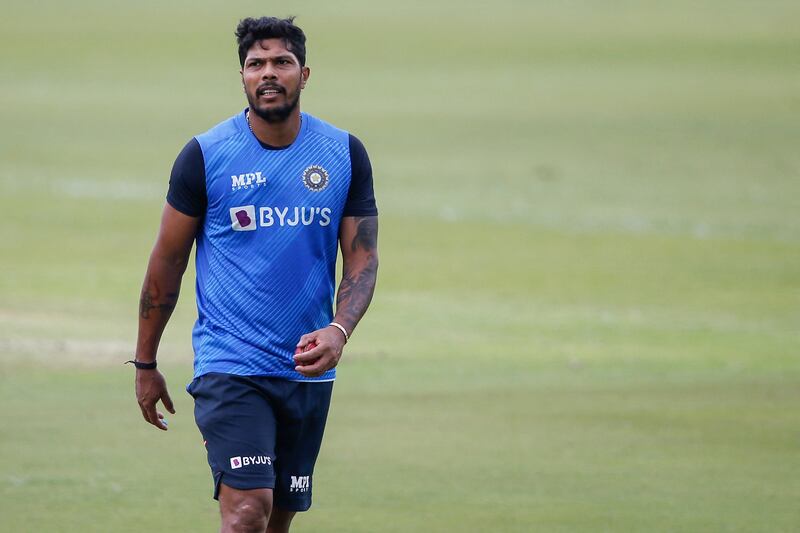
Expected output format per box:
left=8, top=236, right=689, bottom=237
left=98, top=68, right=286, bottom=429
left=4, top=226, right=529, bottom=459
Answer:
left=294, top=215, right=379, bottom=377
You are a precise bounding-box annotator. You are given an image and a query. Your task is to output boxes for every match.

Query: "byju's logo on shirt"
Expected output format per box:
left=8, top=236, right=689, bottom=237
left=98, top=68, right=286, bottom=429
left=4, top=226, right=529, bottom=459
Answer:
left=231, top=171, right=267, bottom=191
left=230, top=205, right=332, bottom=231
left=230, top=206, right=256, bottom=231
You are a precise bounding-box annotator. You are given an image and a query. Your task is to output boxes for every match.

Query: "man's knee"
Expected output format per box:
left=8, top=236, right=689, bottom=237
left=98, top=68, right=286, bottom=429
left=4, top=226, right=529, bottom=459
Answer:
left=225, top=500, right=269, bottom=532
left=220, top=484, right=273, bottom=533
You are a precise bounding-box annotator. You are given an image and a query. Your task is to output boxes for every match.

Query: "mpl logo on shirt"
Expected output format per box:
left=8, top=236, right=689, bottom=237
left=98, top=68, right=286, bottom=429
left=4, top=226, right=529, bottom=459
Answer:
left=231, top=171, right=267, bottom=191
left=229, top=206, right=256, bottom=231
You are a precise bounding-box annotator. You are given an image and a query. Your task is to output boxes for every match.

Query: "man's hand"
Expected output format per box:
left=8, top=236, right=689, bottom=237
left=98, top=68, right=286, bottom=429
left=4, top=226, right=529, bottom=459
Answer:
left=293, top=326, right=348, bottom=377
left=135, top=369, right=175, bottom=431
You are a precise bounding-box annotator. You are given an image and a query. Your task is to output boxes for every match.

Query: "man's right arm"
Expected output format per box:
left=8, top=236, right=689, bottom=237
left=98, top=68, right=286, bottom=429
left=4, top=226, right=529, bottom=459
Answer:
left=134, top=204, right=200, bottom=430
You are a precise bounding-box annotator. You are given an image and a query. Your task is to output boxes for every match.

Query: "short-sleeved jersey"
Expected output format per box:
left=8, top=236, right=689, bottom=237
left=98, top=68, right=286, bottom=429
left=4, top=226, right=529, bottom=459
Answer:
left=166, top=110, right=377, bottom=381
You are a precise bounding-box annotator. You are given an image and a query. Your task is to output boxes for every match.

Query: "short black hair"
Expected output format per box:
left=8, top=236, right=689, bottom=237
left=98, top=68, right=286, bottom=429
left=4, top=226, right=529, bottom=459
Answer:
left=236, top=16, right=307, bottom=67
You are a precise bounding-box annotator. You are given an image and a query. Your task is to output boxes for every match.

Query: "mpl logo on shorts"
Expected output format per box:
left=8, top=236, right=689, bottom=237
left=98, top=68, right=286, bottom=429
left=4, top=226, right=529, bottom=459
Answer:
left=289, top=475, right=310, bottom=493
left=230, top=455, right=272, bottom=469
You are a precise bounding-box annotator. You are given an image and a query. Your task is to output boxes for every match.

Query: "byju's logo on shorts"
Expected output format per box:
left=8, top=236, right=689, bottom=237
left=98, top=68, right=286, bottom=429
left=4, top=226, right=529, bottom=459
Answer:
left=302, top=165, right=329, bottom=192
left=231, top=171, right=267, bottom=191
left=289, top=475, right=310, bottom=492
left=229, top=206, right=256, bottom=231
left=230, top=455, right=272, bottom=469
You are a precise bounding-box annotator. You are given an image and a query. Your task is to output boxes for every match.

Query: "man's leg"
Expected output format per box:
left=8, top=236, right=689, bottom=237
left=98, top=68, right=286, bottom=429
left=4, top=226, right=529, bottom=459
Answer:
left=269, top=380, right=334, bottom=521
left=267, top=508, right=296, bottom=533
left=188, top=375, right=280, bottom=532
left=219, top=483, right=273, bottom=533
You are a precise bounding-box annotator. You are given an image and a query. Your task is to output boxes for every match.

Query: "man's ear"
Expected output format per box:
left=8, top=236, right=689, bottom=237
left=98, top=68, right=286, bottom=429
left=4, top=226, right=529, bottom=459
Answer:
left=301, top=66, right=310, bottom=89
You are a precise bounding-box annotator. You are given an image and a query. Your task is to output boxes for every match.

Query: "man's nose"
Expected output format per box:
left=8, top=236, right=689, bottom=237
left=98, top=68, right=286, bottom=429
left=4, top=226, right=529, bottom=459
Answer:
left=261, top=63, right=278, bottom=79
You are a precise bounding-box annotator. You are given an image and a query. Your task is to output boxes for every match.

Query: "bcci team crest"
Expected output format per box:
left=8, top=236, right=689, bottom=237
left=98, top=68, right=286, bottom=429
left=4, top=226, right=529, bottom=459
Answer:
left=302, top=165, right=329, bottom=192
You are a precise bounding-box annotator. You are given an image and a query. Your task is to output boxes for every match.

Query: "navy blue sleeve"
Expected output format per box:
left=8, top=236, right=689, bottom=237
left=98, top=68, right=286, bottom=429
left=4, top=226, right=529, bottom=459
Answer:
left=343, top=134, right=378, bottom=217
left=166, top=138, right=207, bottom=217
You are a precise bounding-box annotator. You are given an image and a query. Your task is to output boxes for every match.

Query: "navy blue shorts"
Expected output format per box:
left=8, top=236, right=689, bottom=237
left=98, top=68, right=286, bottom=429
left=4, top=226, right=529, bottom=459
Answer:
left=187, top=373, right=333, bottom=511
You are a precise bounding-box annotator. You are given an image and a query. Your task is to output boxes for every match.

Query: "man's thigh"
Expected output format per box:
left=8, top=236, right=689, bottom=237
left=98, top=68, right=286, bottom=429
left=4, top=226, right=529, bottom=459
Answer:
left=188, top=373, right=278, bottom=499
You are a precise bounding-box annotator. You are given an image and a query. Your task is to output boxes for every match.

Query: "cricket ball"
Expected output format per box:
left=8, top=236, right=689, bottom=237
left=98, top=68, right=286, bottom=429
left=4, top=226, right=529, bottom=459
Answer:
left=294, top=341, right=317, bottom=355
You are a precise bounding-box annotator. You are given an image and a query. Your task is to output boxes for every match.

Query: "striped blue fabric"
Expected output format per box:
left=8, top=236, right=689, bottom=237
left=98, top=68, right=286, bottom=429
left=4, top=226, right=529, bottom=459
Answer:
left=191, top=111, right=351, bottom=381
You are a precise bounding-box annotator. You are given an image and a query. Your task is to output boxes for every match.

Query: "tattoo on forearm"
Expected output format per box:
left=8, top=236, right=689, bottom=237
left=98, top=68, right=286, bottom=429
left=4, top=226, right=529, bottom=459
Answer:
left=139, top=276, right=178, bottom=319
left=336, top=217, right=379, bottom=332
left=336, top=259, right=378, bottom=331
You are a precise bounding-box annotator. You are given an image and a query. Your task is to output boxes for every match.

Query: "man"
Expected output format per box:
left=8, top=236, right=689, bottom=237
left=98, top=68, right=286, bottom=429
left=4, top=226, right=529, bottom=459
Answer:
left=131, top=16, right=378, bottom=533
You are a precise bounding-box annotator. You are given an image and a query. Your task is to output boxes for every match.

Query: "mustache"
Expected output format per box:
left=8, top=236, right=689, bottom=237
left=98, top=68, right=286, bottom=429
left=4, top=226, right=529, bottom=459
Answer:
left=256, top=83, right=285, bottom=94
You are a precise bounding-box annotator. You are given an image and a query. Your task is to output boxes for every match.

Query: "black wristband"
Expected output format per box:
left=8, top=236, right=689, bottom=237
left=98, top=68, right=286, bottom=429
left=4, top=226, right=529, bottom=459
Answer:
left=125, top=359, right=157, bottom=370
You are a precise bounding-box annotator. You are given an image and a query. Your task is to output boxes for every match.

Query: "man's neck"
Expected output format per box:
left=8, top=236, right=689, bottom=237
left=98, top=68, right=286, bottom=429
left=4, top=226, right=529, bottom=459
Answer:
left=247, top=108, right=302, bottom=147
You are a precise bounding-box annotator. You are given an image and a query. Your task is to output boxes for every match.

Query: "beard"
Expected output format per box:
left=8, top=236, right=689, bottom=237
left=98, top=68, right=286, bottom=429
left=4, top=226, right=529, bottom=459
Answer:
left=247, top=87, right=300, bottom=124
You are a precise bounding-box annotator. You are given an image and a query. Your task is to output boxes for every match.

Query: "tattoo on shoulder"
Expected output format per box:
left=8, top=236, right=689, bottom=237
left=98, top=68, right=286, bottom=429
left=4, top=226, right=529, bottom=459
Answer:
left=351, top=217, right=378, bottom=253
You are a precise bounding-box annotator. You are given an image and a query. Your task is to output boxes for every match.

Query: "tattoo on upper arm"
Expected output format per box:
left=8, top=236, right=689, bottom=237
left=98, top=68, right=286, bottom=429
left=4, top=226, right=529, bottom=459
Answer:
left=139, top=276, right=178, bottom=319
left=350, top=217, right=378, bottom=253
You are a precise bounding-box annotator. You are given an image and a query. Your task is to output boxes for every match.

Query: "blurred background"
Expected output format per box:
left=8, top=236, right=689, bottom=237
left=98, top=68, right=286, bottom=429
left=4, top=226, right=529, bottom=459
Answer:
left=1, top=0, right=798, bottom=531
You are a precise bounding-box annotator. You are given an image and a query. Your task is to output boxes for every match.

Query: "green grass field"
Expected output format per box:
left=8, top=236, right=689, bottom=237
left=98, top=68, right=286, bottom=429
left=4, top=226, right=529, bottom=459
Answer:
left=1, top=1, right=799, bottom=531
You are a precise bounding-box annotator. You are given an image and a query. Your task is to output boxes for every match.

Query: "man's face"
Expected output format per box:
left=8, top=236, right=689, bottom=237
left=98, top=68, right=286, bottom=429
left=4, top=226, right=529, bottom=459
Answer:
left=241, top=38, right=309, bottom=123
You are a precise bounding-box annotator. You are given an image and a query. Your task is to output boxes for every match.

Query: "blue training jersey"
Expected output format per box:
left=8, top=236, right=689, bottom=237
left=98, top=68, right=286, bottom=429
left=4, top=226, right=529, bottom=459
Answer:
left=166, top=110, right=376, bottom=381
